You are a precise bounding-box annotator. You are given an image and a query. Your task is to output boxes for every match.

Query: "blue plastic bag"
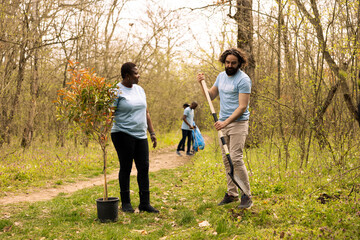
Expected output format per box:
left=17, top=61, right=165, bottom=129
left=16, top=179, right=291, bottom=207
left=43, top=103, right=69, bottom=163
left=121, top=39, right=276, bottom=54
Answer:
left=192, top=123, right=205, bottom=152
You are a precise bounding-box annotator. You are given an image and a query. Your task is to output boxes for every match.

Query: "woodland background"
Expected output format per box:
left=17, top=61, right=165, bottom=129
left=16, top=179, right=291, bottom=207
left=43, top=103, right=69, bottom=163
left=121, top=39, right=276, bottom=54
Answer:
left=1, top=0, right=359, bottom=167
left=1, top=1, right=360, bottom=238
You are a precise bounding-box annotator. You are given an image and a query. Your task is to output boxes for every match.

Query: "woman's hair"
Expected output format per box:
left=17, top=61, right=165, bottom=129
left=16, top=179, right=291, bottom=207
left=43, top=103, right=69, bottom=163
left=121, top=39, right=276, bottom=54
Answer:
left=219, top=48, right=248, bottom=68
left=121, top=62, right=137, bottom=79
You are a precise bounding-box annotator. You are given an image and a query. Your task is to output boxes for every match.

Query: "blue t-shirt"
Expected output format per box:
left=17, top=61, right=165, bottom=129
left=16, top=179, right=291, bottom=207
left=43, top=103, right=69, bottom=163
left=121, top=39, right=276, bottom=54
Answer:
left=181, top=107, right=194, bottom=130
left=214, top=70, right=251, bottom=121
left=111, top=83, right=148, bottom=139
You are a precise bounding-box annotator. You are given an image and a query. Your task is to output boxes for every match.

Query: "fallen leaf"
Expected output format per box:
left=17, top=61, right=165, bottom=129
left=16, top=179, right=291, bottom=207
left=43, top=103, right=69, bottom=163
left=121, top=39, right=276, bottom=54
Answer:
left=42, top=209, right=50, bottom=214
left=132, top=229, right=148, bottom=235
left=3, top=225, right=12, bottom=232
left=199, top=220, right=210, bottom=227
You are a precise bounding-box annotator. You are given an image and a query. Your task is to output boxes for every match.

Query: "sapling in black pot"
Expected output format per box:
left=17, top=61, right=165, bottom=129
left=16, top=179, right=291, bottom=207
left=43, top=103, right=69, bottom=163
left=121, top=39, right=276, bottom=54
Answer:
left=55, top=61, right=119, bottom=222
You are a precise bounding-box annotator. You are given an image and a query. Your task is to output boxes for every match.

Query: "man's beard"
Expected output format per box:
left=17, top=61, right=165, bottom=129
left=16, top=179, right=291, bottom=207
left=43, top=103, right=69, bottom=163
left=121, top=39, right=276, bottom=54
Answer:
left=225, top=67, right=238, bottom=76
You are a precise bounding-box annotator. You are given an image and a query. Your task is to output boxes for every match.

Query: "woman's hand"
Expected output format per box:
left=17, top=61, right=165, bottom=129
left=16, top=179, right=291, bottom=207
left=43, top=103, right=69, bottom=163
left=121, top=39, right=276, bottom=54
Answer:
left=150, top=133, right=157, bottom=148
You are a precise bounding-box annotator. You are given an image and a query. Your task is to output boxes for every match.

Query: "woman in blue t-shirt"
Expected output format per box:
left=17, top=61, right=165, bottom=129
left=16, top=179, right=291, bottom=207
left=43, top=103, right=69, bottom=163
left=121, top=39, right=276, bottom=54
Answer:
left=111, top=62, right=158, bottom=213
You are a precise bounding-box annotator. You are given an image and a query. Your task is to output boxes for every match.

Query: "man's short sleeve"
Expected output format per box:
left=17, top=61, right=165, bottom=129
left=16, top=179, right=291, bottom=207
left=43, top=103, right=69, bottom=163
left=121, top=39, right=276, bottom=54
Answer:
left=183, top=107, right=190, bottom=116
left=237, top=76, right=251, bottom=94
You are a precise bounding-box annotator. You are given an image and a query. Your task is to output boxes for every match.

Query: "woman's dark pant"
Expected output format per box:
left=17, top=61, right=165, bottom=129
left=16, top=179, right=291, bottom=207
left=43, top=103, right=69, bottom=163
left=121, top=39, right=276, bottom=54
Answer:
left=177, top=129, right=192, bottom=153
left=111, top=131, right=149, bottom=193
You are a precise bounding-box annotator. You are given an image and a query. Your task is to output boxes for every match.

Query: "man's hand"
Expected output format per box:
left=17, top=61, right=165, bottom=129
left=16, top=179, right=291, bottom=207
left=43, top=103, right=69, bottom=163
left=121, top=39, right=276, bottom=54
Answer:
left=197, top=73, right=205, bottom=83
left=214, top=121, right=228, bottom=131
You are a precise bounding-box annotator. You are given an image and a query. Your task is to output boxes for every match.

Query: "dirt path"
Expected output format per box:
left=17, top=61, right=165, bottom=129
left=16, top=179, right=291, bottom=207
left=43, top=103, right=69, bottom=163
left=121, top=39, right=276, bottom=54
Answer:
left=0, top=147, right=192, bottom=205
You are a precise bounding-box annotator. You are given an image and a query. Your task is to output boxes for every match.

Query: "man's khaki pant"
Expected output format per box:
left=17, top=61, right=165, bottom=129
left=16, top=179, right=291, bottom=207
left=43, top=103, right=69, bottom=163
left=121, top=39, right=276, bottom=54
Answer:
left=219, top=120, right=250, bottom=197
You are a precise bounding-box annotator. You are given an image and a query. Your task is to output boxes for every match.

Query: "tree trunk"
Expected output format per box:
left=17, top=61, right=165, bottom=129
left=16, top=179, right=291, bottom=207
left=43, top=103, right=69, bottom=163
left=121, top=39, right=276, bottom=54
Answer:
left=233, top=0, right=259, bottom=147
left=0, top=49, right=17, bottom=147
left=276, top=0, right=290, bottom=169
left=55, top=62, right=69, bottom=148
left=3, top=45, right=27, bottom=146
left=235, top=0, right=255, bottom=80
left=21, top=49, right=39, bottom=148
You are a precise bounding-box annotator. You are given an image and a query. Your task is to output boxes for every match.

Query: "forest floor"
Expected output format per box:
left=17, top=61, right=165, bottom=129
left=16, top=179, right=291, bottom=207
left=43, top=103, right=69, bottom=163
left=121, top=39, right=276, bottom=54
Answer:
left=1, top=134, right=358, bottom=239
left=0, top=146, right=192, bottom=205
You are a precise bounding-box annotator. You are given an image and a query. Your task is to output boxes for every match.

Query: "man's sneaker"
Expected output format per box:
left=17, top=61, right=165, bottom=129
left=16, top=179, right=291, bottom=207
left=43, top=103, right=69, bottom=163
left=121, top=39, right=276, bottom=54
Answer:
left=238, top=194, right=253, bottom=209
left=186, top=152, right=193, bottom=156
left=176, top=151, right=182, bottom=156
left=218, top=193, right=239, bottom=206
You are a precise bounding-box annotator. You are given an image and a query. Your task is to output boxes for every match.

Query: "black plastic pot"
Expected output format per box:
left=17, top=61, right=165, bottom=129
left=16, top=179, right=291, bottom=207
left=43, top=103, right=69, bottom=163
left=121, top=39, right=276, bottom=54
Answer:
left=96, top=197, right=119, bottom=223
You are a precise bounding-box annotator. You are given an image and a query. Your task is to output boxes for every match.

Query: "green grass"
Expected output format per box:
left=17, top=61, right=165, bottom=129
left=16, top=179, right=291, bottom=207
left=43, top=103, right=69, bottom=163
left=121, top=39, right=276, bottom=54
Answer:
left=0, top=131, right=180, bottom=196
left=0, top=132, right=359, bottom=239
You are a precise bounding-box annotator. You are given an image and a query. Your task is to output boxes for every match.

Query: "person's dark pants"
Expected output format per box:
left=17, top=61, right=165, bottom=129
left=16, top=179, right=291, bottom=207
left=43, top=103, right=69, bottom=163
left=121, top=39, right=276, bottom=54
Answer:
left=111, top=131, right=149, bottom=194
left=177, top=129, right=192, bottom=153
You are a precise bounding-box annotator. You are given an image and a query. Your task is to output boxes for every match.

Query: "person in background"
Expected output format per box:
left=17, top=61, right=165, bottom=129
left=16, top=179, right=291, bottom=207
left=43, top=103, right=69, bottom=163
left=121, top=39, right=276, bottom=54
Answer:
left=197, top=48, right=253, bottom=209
left=111, top=62, right=159, bottom=213
left=178, top=103, right=190, bottom=152
left=176, top=102, right=198, bottom=156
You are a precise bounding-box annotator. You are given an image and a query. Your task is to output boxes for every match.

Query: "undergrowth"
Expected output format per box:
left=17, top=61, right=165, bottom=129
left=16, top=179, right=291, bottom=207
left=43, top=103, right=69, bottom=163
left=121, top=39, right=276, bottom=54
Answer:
left=0, top=131, right=359, bottom=239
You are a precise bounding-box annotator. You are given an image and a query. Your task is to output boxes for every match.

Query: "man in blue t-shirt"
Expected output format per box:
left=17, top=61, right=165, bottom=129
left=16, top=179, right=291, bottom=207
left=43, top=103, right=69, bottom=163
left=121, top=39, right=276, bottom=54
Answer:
left=197, top=48, right=252, bottom=209
left=176, top=102, right=198, bottom=156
